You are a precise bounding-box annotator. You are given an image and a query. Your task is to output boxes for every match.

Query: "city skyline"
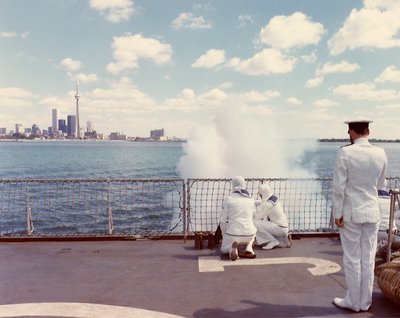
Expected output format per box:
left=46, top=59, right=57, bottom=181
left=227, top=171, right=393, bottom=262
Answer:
left=1, top=1, right=400, bottom=140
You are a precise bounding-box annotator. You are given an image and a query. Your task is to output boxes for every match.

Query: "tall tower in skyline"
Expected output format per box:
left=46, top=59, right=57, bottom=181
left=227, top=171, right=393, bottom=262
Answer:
left=75, top=81, right=80, bottom=139
left=52, top=108, right=58, bottom=137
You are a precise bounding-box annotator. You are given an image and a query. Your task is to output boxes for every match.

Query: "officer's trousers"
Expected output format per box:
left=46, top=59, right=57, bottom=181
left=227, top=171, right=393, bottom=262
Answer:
left=339, top=221, right=378, bottom=311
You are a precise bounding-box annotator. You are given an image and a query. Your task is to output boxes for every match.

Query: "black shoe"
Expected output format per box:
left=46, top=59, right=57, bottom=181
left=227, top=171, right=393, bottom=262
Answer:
left=239, top=251, right=256, bottom=259
left=230, top=242, right=239, bottom=261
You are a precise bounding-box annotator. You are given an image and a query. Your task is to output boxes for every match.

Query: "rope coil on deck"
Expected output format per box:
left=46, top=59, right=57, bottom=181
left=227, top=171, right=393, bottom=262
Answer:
left=377, top=258, right=400, bottom=306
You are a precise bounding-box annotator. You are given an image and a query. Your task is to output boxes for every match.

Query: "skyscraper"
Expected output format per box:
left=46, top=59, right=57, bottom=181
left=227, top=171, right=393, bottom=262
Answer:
left=15, top=123, right=23, bottom=134
left=86, top=121, right=93, bottom=133
left=75, top=81, right=81, bottom=138
left=52, top=108, right=58, bottom=137
left=67, top=115, right=76, bottom=138
left=58, top=119, right=67, bottom=134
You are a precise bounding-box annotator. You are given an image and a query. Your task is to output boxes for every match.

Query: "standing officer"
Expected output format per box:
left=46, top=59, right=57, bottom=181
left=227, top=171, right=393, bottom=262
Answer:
left=332, top=119, right=387, bottom=312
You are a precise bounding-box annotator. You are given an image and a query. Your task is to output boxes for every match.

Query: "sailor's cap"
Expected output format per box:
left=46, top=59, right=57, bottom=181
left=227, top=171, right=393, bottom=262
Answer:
left=344, top=118, right=373, bottom=124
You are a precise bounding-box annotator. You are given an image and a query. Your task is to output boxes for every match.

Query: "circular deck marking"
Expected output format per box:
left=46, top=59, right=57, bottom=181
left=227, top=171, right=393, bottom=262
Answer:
left=198, top=256, right=341, bottom=275
left=0, top=302, right=184, bottom=318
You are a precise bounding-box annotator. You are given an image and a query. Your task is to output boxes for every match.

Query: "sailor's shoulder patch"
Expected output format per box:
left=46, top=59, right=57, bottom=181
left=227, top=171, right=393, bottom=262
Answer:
left=267, top=195, right=279, bottom=205
left=378, top=189, right=390, bottom=197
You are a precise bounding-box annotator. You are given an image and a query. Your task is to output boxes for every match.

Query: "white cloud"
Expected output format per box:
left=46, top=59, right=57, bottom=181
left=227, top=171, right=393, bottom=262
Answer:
left=375, top=65, right=400, bottom=83
left=0, top=87, right=35, bottom=108
left=313, top=99, right=339, bottom=107
left=301, top=50, right=318, bottom=63
left=328, top=2, right=400, bottom=55
left=259, top=12, right=325, bottom=49
left=89, top=0, right=134, bottom=23
left=0, top=31, right=17, bottom=38
left=38, top=96, right=72, bottom=114
left=20, top=32, right=29, bottom=39
left=236, top=90, right=280, bottom=103
left=75, top=73, right=99, bottom=83
left=218, top=82, right=233, bottom=90
left=305, top=77, right=323, bottom=88
left=87, top=77, right=155, bottom=111
left=0, top=87, right=34, bottom=99
left=106, top=34, right=172, bottom=74
left=160, top=87, right=279, bottom=113
left=59, top=58, right=82, bottom=71
left=227, top=48, right=297, bottom=76
left=172, top=12, right=212, bottom=30
left=287, top=97, right=303, bottom=105
left=0, top=31, right=28, bottom=39
left=238, top=14, right=254, bottom=29
left=192, top=49, right=226, bottom=68
left=332, top=82, right=400, bottom=101
left=316, top=61, right=360, bottom=76
left=376, top=103, right=400, bottom=110
left=306, top=108, right=336, bottom=121
left=160, top=89, right=199, bottom=112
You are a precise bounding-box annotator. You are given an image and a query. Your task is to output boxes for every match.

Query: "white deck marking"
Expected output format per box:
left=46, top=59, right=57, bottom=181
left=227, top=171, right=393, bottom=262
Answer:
left=198, top=256, right=341, bottom=276
left=0, top=303, right=184, bottom=318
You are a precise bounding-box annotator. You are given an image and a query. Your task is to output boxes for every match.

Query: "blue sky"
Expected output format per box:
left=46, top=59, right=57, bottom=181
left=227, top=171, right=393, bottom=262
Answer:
left=1, top=0, right=400, bottom=139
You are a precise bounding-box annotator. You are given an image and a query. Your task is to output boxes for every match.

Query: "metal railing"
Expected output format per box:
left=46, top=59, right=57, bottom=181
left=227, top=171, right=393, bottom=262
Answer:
left=1, top=177, right=399, bottom=239
left=0, top=179, right=185, bottom=237
left=386, top=189, right=400, bottom=262
left=186, top=178, right=333, bottom=234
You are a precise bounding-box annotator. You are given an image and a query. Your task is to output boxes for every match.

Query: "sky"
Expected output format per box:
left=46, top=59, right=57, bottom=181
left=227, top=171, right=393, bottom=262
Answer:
left=1, top=0, right=400, bottom=139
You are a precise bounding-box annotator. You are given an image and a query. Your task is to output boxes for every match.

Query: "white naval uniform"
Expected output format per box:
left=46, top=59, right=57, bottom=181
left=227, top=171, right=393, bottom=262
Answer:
left=220, top=192, right=257, bottom=255
left=332, top=137, right=387, bottom=312
left=253, top=196, right=289, bottom=247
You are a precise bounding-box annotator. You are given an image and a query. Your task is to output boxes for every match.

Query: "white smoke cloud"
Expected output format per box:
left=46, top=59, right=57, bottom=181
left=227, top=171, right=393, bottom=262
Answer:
left=178, top=103, right=317, bottom=179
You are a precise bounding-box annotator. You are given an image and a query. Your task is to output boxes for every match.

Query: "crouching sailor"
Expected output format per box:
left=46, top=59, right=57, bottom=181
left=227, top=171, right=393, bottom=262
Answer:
left=253, top=184, right=292, bottom=250
left=220, top=176, right=257, bottom=261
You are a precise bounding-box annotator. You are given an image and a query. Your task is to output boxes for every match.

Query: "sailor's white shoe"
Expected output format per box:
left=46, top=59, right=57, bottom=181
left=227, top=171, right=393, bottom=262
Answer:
left=229, top=241, right=239, bottom=261
left=262, top=241, right=279, bottom=250
left=332, top=298, right=360, bottom=312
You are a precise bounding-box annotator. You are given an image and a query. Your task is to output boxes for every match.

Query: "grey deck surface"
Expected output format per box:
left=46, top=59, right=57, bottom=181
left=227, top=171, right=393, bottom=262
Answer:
left=0, top=237, right=399, bottom=318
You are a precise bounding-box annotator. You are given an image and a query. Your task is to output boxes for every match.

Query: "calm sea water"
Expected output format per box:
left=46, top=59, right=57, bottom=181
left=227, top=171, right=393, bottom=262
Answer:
left=0, top=140, right=399, bottom=179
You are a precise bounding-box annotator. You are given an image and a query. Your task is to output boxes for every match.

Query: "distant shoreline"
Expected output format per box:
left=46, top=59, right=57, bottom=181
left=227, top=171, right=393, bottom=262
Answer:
left=318, top=138, right=400, bottom=143
left=1, top=138, right=399, bottom=143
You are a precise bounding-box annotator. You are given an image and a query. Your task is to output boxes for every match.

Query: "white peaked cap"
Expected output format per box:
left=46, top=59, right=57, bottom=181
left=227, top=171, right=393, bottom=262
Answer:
left=232, top=175, right=246, bottom=190
left=344, top=118, right=373, bottom=124
left=258, top=184, right=273, bottom=199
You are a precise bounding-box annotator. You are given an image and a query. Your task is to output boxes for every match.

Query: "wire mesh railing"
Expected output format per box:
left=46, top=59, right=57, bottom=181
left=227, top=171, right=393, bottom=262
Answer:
left=186, top=178, right=333, bottom=234
left=0, top=179, right=185, bottom=237
left=1, top=177, right=399, bottom=239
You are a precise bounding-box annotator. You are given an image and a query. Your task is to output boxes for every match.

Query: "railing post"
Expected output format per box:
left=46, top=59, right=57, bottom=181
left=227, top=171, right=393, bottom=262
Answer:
left=182, top=180, right=187, bottom=241
left=107, top=180, right=114, bottom=235
left=26, top=184, right=33, bottom=235
left=386, top=189, right=399, bottom=263
left=185, top=179, right=192, bottom=239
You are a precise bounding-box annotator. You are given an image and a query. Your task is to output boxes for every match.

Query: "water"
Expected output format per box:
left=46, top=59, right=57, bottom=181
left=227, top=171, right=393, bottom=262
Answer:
left=0, top=140, right=183, bottom=179
left=301, top=142, right=400, bottom=178
left=1, top=140, right=399, bottom=235
left=1, top=140, right=399, bottom=179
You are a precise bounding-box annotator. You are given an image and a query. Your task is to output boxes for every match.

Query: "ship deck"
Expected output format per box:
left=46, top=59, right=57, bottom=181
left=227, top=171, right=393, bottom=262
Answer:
left=0, top=236, right=399, bottom=318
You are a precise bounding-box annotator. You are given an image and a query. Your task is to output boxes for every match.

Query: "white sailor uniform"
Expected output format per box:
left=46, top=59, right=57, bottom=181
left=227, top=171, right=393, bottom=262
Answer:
left=220, top=189, right=257, bottom=258
left=253, top=192, right=290, bottom=250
